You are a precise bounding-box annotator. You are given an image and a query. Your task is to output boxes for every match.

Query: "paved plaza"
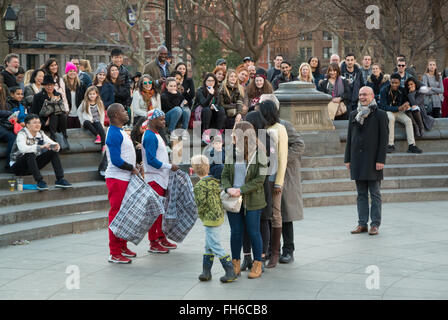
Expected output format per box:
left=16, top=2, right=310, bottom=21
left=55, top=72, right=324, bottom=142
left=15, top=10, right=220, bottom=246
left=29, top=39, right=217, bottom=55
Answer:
left=1, top=201, right=448, bottom=300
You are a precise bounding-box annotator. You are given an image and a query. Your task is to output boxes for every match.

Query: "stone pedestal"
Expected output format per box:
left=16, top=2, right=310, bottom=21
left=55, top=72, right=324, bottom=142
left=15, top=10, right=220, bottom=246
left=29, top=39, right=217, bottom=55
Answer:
left=275, top=81, right=341, bottom=156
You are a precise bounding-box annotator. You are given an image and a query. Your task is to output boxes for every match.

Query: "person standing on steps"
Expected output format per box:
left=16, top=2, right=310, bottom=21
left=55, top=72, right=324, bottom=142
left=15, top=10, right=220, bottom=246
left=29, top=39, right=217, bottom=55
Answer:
left=104, top=103, right=140, bottom=264
left=345, top=87, right=389, bottom=236
left=142, top=109, right=179, bottom=254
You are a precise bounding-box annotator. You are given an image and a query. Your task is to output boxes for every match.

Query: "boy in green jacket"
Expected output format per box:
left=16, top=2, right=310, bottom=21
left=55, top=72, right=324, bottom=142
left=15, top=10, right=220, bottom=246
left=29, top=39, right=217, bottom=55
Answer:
left=191, top=154, right=237, bottom=283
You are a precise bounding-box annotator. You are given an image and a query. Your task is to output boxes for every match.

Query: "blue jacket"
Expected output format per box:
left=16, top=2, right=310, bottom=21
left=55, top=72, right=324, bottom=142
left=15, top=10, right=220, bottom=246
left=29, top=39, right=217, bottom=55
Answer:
left=379, top=84, right=409, bottom=113
left=98, top=82, right=115, bottom=108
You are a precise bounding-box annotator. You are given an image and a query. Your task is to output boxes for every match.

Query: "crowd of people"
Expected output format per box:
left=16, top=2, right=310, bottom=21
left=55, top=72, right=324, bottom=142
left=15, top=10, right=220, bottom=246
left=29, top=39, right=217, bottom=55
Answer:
left=0, top=46, right=447, bottom=281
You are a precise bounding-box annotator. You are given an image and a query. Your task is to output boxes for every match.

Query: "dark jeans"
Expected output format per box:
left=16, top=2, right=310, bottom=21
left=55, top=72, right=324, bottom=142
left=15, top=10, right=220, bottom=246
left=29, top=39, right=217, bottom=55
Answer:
left=11, top=150, right=64, bottom=183
left=201, top=105, right=226, bottom=132
left=281, top=221, right=294, bottom=254
left=243, top=218, right=270, bottom=257
left=83, top=120, right=106, bottom=146
left=355, top=180, right=382, bottom=228
left=0, top=126, right=16, bottom=168
left=43, top=113, right=68, bottom=141
left=227, top=208, right=263, bottom=261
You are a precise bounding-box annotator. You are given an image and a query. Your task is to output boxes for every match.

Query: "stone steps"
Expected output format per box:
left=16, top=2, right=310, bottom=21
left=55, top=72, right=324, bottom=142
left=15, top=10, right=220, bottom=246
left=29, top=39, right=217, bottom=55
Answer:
left=0, top=180, right=107, bottom=207
left=303, top=187, right=448, bottom=208
left=301, top=163, right=448, bottom=180
left=0, top=210, right=108, bottom=247
left=302, top=175, right=448, bottom=193
left=0, top=194, right=108, bottom=226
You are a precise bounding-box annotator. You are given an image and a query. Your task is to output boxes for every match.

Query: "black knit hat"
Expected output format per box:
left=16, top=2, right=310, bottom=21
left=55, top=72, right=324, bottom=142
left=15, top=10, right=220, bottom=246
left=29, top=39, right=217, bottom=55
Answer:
left=42, top=74, right=55, bottom=85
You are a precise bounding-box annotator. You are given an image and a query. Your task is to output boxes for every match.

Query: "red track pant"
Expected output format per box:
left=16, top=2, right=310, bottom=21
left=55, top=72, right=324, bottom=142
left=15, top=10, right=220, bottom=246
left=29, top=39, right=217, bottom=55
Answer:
left=106, top=178, right=129, bottom=255
left=148, top=181, right=166, bottom=242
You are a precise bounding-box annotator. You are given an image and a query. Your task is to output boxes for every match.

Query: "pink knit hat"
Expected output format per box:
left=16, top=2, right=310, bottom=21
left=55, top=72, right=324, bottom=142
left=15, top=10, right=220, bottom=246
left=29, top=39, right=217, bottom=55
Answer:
left=65, top=62, right=78, bottom=74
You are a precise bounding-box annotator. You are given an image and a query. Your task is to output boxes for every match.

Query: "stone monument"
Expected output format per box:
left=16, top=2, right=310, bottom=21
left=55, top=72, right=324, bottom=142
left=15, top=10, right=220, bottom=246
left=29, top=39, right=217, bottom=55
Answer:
left=275, top=81, right=342, bottom=156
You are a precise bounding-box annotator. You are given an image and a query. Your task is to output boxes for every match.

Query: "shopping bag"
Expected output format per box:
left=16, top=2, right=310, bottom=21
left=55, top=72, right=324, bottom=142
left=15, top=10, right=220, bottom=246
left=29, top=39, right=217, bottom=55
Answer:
left=109, top=174, right=165, bottom=245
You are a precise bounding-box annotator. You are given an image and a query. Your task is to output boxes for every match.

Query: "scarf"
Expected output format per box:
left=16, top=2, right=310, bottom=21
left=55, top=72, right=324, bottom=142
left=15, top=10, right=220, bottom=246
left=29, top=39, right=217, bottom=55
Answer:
left=141, top=89, right=155, bottom=110
left=355, top=100, right=376, bottom=125
left=332, top=76, right=345, bottom=98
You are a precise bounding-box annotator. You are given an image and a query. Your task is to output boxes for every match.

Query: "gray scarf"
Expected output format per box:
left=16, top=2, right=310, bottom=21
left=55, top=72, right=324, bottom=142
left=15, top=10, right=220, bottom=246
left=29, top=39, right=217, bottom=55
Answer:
left=355, top=100, right=376, bottom=125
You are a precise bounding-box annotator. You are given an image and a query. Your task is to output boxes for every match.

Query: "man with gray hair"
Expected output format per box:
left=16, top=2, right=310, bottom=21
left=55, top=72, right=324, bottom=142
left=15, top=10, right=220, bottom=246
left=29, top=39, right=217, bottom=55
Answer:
left=143, top=45, right=172, bottom=89
left=344, top=86, right=388, bottom=236
left=2, top=53, right=20, bottom=88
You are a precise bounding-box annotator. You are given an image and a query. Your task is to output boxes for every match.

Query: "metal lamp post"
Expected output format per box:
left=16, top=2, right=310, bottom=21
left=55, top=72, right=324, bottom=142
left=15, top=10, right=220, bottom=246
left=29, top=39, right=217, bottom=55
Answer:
left=3, top=5, right=18, bottom=51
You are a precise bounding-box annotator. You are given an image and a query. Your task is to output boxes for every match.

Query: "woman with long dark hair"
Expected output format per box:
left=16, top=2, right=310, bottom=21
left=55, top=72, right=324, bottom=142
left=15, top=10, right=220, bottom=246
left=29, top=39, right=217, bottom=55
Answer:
left=24, top=69, right=45, bottom=112
left=175, top=62, right=195, bottom=108
left=107, top=64, right=131, bottom=111
left=131, top=74, right=161, bottom=125
left=244, top=69, right=274, bottom=113
left=221, top=121, right=267, bottom=279
left=193, top=73, right=226, bottom=132
left=405, top=77, right=435, bottom=136
left=42, top=58, right=69, bottom=114
left=308, top=57, right=323, bottom=88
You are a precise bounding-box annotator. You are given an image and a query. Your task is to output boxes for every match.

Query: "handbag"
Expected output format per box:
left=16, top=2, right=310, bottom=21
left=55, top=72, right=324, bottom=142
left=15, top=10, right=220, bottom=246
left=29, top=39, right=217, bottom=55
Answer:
left=327, top=101, right=347, bottom=120
left=220, top=152, right=256, bottom=213
left=40, top=99, right=64, bottom=117
left=220, top=190, right=243, bottom=213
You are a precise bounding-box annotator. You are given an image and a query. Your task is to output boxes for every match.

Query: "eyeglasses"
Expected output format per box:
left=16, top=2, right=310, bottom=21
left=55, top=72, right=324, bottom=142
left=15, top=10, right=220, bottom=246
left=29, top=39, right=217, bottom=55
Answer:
left=143, top=81, right=152, bottom=85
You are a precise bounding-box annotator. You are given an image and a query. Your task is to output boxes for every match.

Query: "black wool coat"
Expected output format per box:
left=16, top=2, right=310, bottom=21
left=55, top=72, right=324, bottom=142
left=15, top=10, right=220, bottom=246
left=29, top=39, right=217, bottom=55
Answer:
left=344, top=105, right=389, bottom=181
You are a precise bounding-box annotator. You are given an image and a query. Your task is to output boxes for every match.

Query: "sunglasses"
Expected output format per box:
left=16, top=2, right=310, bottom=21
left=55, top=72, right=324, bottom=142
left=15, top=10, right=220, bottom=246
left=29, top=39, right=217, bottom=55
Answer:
left=143, top=81, right=152, bottom=85
left=398, top=65, right=406, bottom=67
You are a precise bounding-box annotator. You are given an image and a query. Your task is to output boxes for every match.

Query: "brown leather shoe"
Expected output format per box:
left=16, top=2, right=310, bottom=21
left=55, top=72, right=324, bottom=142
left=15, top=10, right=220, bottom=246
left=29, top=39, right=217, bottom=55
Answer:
left=351, top=226, right=368, bottom=234
left=369, top=226, right=379, bottom=235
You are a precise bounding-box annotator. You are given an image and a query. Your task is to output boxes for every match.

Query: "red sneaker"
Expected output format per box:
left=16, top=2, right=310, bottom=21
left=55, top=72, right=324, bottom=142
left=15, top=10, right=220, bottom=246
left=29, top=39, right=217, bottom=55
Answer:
left=159, top=237, right=177, bottom=250
left=148, top=241, right=170, bottom=254
left=122, top=247, right=137, bottom=258
left=94, top=135, right=102, bottom=144
left=108, top=254, right=132, bottom=264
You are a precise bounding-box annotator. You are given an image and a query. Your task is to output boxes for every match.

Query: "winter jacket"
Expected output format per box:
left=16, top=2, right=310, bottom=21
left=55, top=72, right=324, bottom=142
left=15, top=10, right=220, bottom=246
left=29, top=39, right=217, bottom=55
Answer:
left=340, top=62, right=365, bottom=106
left=193, top=176, right=225, bottom=227
left=217, top=84, right=244, bottom=117
left=379, top=84, right=409, bottom=113
left=6, top=97, right=27, bottom=123
left=97, top=82, right=115, bottom=108
left=272, top=73, right=296, bottom=91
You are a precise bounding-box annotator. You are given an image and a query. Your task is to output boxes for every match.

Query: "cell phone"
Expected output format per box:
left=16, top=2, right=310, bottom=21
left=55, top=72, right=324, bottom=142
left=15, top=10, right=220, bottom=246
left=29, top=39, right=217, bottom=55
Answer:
left=211, top=104, right=218, bottom=112
left=50, top=144, right=58, bottom=150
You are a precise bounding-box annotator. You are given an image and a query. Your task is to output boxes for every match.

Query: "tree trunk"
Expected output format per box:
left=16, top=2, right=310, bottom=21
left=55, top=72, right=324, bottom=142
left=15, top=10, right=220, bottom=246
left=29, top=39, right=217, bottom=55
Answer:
left=431, top=0, right=448, bottom=68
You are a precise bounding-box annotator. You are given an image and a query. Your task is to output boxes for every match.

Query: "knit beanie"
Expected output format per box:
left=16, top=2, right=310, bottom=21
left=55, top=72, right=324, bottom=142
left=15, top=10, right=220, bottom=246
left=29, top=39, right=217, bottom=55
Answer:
left=95, top=63, right=108, bottom=75
left=65, top=62, right=78, bottom=74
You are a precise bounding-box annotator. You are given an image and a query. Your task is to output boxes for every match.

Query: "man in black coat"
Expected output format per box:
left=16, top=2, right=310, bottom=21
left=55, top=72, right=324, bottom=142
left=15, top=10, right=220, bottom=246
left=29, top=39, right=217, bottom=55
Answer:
left=344, top=86, right=389, bottom=236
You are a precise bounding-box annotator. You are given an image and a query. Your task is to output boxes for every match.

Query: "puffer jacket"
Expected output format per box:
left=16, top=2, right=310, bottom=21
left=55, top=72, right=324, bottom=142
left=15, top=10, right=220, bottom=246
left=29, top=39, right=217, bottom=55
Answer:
left=193, top=176, right=225, bottom=227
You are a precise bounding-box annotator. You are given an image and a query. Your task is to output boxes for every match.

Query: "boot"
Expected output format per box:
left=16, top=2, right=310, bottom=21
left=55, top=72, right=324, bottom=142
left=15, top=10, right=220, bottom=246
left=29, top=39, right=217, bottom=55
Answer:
left=219, top=255, right=237, bottom=283
left=248, top=260, right=263, bottom=279
left=240, top=254, right=253, bottom=271
left=412, top=110, right=425, bottom=137
left=266, top=227, right=282, bottom=268
left=232, top=259, right=241, bottom=276
left=198, top=254, right=214, bottom=281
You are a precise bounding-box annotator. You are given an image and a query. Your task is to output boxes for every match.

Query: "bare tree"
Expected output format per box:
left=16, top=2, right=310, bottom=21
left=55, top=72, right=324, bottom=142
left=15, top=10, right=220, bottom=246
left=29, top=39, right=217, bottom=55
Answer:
left=180, top=0, right=317, bottom=63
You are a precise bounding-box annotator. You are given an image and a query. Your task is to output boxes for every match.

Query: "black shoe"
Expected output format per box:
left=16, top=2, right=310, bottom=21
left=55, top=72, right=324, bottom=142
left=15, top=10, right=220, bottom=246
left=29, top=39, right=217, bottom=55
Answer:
left=240, top=255, right=253, bottom=271
left=279, top=252, right=294, bottom=264
left=55, top=179, right=73, bottom=189
left=386, top=145, right=395, bottom=153
left=37, top=180, right=49, bottom=191
left=407, top=144, right=422, bottom=154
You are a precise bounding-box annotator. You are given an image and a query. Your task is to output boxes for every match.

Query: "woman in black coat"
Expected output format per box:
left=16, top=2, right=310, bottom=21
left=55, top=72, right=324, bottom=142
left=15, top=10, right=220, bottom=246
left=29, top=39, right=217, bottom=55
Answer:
left=193, top=73, right=226, bottom=132
left=107, top=64, right=131, bottom=109
left=175, top=62, right=195, bottom=108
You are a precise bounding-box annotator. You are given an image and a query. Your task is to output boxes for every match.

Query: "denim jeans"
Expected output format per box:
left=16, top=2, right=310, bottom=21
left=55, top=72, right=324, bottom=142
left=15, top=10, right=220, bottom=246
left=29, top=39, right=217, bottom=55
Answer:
left=355, top=180, right=382, bottom=228
left=227, top=208, right=263, bottom=261
left=165, top=106, right=191, bottom=132
left=204, top=226, right=227, bottom=258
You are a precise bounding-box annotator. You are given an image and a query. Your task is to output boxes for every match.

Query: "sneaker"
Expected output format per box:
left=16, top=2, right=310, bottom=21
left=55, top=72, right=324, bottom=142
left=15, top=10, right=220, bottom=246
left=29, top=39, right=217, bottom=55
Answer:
left=386, top=145, right=395, bottom=153
left=94, top=135, right=102, bottom=144
left=108, top=254, right=132, bottom=264
left=37, top=180, right=49, bottom=191
left=407, top=144, right=423, bottom=154
left=55, top=179, right=73, bottom=189
left=159, top=237, right=177, bottom=250
left=122, top=247, right=137, bottom=258
left=148, top=241, right=170, bottom=254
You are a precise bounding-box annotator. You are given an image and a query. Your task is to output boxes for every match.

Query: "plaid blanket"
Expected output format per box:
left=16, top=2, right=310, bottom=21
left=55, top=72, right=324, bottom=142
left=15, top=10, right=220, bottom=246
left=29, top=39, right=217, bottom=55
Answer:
left=109, top=174, right=165, bottom=245
left=162, top=170, right=198, bottom=242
